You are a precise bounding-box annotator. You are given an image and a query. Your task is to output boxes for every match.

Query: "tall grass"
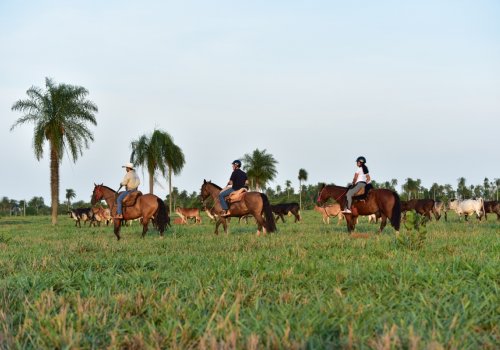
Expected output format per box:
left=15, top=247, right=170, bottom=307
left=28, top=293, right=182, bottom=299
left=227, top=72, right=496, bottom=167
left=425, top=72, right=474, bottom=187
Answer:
left=0, top=212, right=498, bottom=349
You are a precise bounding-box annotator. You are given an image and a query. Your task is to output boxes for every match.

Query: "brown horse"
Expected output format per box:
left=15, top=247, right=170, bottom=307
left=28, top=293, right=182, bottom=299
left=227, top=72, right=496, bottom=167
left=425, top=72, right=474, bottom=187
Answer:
left=91, top=184, right=168, bottom=240
left=200, top=180, right=276, bottom=235
left=401, top=199, right=435, bottom=220
left=317, top=184, right=401, bottom=233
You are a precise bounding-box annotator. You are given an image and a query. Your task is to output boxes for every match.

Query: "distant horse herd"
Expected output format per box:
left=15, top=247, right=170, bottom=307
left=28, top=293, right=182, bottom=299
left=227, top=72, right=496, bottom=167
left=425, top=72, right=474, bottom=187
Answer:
left=65, top=182, right=499, bottom=240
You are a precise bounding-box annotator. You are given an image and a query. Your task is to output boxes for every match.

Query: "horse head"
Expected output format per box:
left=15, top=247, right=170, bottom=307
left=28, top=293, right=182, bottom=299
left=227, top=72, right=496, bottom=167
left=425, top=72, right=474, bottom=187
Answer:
left=317, top=183, right=327, bottom=205
left=91, top=183, right=104, bottom=205
left=200, top=179, right=212, bottom=202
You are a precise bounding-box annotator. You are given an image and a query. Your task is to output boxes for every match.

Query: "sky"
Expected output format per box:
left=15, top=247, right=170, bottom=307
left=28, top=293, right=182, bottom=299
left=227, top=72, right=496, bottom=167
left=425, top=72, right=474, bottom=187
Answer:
left=1, top=0, right=499, bottom=203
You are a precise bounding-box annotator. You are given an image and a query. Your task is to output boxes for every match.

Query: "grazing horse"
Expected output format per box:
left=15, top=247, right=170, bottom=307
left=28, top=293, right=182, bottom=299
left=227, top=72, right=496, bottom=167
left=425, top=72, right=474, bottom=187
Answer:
left=317, top=184, right=401, bottom=233
left=270, top=202, right=301, bottom=223
left=91, top=183, right=168, bottom=240
left=401, top=199, right=435, bottom=220
left=200, top=180, right=276, bottom=235
left=483, top=201, right=500, bottom=220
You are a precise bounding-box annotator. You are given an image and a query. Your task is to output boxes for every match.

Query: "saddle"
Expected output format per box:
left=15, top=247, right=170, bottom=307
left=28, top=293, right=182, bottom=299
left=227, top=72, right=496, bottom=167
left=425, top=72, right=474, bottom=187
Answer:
left=225, top=188, right=247, bottom=203
left=119, top=191, right=143, bottom=207
left=352, top=183, right=373, bottom=201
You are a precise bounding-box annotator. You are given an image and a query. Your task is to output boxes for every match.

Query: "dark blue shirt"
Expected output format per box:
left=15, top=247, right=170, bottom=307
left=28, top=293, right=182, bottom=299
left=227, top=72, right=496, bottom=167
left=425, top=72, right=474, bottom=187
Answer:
left=230, top=168, right=247, bottom=190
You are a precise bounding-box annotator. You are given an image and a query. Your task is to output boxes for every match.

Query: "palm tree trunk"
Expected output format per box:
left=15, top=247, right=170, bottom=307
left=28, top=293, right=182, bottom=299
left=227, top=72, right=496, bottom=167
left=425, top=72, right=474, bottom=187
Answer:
left=299, top=180, right=302, bottom=210
left=168, top=168, right=173, bottom=213
left=149, top=172, right=154, bottom=194
left=50, top=142, right=59, bottom=225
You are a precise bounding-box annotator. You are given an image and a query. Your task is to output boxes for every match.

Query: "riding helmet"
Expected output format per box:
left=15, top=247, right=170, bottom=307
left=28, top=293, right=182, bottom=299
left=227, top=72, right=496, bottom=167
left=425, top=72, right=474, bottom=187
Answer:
left=356, top=156, right=366, bottom=164
left=232, top=160, right=242, bottom=168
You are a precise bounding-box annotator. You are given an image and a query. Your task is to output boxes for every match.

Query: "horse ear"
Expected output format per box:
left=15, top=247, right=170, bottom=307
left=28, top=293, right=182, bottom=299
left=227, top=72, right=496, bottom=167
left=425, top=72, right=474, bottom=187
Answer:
left=319, top=183, right=325, bottom=189
left=204, top=179, right=207, bottom=184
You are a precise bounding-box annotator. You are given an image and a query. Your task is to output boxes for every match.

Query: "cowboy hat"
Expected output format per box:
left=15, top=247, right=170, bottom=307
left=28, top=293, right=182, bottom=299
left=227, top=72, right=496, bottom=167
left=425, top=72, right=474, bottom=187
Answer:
left=122, top=162, right=135, bottom=169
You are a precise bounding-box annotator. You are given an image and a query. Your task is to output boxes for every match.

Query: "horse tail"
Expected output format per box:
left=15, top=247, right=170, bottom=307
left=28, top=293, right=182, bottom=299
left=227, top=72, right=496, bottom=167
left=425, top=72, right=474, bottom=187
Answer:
left=260, top=193, right=276, bottom=233
left=155, top=198, right=168, bottom=234
left=390, top=191, right=401, bottom=231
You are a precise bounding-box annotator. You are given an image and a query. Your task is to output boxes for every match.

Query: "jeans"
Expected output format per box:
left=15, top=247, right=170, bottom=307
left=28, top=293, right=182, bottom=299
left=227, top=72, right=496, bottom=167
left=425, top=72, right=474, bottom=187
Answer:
left=346, top=182, right=366, bottom=209
left=117, top=189, right=135, bottom=214
left=219, top=188, right=235, bottom=210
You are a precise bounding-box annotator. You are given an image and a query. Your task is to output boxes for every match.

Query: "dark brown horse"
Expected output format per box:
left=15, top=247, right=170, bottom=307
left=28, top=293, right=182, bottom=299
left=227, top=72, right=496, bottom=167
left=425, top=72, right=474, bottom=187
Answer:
left=401, top=199, right=435, bottom=220
left=200, top=180, right=276, bottom=235
left=91, top=184, right=168, bottom=240
left=317, top=184, right=401, bottom=233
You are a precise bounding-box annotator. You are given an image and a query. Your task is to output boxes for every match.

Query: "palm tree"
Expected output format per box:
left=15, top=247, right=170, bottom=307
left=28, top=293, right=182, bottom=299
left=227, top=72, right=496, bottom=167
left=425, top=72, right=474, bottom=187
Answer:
left=242, top=149, right=278, bottom=191
left=457, top=177, right=467, bottom=199
left=163, top=141, right=185, bottom=213
left=298, top=168, right=308, bottom=210
left=285, top=180, right=292, bottom=199
left=11, top=78, right=98, bottom=224
left=131, top=129, right=167, bottom=194
left=130, top=129, right=185, bottom=212
left=495, top=178, right=500, bottom=201
left=65, top=189, right=76, bottom=211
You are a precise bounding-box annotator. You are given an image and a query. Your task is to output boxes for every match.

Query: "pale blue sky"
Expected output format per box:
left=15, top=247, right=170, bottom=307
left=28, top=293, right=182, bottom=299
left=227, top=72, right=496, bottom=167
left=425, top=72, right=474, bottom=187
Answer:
left=1, top=0, right=499, bottom=202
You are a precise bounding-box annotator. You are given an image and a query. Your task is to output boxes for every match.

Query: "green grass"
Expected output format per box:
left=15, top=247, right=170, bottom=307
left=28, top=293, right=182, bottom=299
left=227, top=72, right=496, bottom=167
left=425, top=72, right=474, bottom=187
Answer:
left=0, top=212, right=498, bottom=349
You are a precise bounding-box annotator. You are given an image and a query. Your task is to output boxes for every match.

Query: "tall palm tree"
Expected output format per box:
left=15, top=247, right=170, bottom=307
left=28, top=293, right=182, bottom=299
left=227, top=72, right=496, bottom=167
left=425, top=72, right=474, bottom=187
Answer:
left=130, top=129, right=185, bottom=212
left=65, top=188, right=76, bottom=211
left=285, top=180, right=292, bottom=199
left=130, top=129, right=168, bottom=194
left=11, top=78, right=98, bottom=224
left=163, top=141, right=185, bottom=213
left=495, top=178, right=500, bottom=201
left=457, top=177, right=467, bottom=199
left=242, top=149, right=278, bottom=191
left=298, top=168, right=308, bottom=210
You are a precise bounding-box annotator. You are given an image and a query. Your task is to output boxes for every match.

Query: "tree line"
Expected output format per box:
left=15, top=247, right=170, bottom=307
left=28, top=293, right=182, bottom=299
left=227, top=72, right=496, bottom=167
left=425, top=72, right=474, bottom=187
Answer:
left=9, top=78, right=499, bottom=221
left=3, top=175, right=499, bottom=217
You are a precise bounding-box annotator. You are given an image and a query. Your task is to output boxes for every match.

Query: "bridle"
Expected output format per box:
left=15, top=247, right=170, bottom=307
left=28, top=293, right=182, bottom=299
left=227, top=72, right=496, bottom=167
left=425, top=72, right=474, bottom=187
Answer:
left=318, top=185, right=348, bottom=205
left=94, top=186, right=118, bottom=212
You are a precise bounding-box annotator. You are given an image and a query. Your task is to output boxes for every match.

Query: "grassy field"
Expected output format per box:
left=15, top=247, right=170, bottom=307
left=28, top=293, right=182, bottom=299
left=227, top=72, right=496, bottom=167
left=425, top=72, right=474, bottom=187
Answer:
left=0, top=211, right=498, bottom=349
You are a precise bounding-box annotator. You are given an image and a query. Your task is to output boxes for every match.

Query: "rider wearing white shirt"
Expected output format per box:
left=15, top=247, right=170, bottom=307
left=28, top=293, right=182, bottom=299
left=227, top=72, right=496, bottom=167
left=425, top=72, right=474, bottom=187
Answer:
left=343, top=156, right=371, bottom=214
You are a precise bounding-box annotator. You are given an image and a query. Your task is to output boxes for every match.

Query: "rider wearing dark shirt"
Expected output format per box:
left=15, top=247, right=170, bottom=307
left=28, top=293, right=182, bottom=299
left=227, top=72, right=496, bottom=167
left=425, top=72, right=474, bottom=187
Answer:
left=219, top=160, right=248, bottom=216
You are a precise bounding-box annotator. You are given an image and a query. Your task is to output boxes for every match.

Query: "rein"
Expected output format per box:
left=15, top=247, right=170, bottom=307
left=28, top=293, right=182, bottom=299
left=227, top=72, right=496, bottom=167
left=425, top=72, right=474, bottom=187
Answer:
left=321, top=186, right=348, bottom=203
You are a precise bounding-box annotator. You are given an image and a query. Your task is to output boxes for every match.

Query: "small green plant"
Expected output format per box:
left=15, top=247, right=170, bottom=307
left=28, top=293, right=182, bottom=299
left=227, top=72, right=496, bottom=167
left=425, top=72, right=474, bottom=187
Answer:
left=395, top=210, right=427, bottom=250
left=0, top=234, right=12, bottom=244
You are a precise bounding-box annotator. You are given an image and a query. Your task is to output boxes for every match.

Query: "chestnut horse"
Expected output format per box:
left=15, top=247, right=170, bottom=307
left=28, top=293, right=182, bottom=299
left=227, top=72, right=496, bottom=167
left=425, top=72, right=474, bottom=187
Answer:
left=91, top=184, right=168, bottom=240
left=317, top=184, right=401, bottom=233
left=200, top=180, right=276, bottom=235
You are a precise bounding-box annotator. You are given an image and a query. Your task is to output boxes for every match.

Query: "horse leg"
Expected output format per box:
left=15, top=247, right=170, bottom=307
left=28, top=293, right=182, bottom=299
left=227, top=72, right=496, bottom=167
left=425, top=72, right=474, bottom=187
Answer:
left=142, top=218, right=149, bottom=238
left=351, top=215, right=358, bottom=232
left=379, top=215, right=388, bottom=233
left=113, top=219, right=121, bottom=240
left=345, top=216, right=353, bottom=233
left=250, top=210, right=265, bottom=236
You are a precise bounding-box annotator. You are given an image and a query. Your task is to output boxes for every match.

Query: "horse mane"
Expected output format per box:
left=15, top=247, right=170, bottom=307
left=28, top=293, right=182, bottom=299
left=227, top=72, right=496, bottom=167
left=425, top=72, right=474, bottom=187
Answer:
left=326, top=183, right=346, bottom=190
left=206, top=181, right=222, bottom=190
left=100, top=184, right=117, bottom=193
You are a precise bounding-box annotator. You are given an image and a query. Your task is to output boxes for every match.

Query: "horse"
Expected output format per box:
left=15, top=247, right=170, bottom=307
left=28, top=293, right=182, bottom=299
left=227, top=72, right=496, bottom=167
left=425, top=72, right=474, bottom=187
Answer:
left=317, top=184, right=401, bottom=233
left=401, top=199, right=435, bottom=221
left=200, top=180, right=276, bottom=235
left=270, top=202, right=301, bottom=223
left=91, top=183, right=168, bottom=240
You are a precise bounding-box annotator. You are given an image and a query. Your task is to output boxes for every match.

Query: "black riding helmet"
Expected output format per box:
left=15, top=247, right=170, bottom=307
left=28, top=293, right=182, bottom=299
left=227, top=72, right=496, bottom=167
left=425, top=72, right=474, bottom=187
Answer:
left=356, top=156, right=366, bottom=164
left=232, top=159, right=242, bottom=168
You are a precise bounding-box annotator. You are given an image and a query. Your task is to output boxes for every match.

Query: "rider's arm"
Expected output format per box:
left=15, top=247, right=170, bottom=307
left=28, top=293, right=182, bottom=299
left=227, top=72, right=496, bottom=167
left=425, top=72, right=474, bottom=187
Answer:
left=366, top=174, right=371, bottom=183
left=120, top=173, right=130, bottom=187
left=352, top=173, right=358, bottom=185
